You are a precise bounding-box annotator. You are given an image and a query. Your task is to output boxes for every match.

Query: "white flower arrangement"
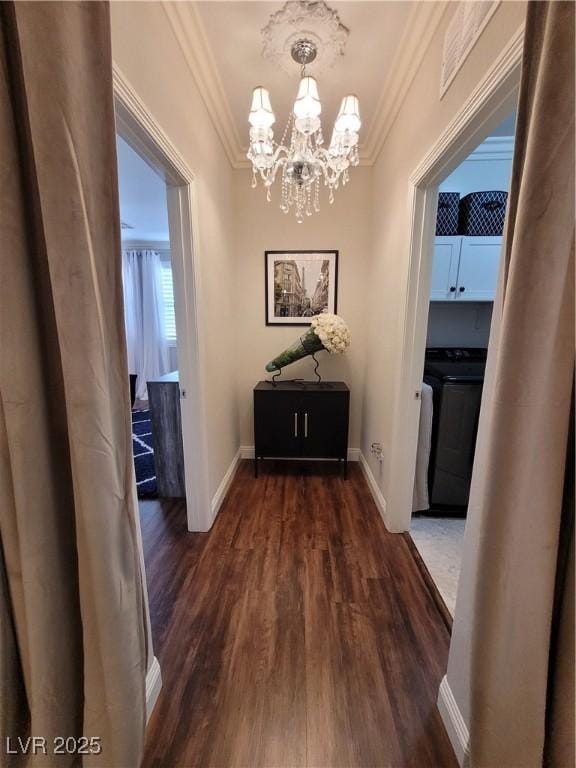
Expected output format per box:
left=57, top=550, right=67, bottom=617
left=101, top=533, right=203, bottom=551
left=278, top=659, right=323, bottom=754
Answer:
left=265, top=312, right=351, bottom=373
left=310, top=312, right=351, bottom=354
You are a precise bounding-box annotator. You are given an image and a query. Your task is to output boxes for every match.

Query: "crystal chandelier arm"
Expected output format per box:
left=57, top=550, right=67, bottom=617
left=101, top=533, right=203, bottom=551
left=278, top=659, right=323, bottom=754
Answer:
left=250, top=145, right=289, bottom=185
left=264, top=151, right=288, bottom=185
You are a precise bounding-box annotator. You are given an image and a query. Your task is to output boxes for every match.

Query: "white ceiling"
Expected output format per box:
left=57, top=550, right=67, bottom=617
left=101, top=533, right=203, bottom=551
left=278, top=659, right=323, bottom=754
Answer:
left=116, top=136, right=170, bottom=242
left=194, top=2, right=415, bottom=156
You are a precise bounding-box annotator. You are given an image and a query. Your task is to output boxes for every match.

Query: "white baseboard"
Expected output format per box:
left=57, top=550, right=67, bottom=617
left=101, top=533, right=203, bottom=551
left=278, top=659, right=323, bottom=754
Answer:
left=437, top=676, right=469, bottom=767
left=146, top=656, right=162, bottom=722
left=211, top=449, right=241, bottom=519
left=358, top=452, right=388, bottom=523
left=239, top=446, right=360, bottom=462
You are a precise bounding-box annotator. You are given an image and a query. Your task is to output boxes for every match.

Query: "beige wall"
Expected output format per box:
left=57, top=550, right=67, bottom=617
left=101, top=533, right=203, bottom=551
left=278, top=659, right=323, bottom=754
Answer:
left=233, top=167, right=372, bottom=450
left=362, top=0, right=526, bottom=523
left=110, top=2, right=239, bottom=501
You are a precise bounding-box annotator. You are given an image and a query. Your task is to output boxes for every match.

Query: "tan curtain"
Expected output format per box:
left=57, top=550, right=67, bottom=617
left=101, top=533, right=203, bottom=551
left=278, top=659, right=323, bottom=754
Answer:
left=449, top=2, right=575, bottom=767
left=544, top=416, right=574, bottom=768
left=0, top=2, right=146, bottom=766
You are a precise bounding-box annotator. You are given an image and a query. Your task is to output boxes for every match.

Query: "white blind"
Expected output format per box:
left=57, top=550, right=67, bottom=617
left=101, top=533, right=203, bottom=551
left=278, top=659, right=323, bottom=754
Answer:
left=160, top=262, right=177, bottom=342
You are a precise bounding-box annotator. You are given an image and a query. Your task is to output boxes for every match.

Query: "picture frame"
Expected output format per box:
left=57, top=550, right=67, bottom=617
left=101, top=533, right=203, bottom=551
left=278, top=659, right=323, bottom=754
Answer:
left=265, top=250, right=339, bottom=326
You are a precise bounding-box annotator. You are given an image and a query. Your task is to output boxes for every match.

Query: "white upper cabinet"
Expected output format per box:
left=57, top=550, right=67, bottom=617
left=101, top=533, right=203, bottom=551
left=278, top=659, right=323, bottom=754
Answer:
left=431, top=135, right=512, bottom=303
left=455, top=236, right=502, bottom=301
left=430, top=236, right=461, bottom=301
left=430, top=236, right=501, bottom=302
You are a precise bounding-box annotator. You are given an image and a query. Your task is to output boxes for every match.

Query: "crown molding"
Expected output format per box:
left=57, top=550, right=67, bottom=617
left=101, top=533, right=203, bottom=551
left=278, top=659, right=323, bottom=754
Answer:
left=466, top=135, right=515, bottom=161
left=361, top=1, right=450, bottom=165
left=163, top=1, right=449, bottom=169
left=163, top=2, right=245, bottom=168
left=410, top=21, right=524, bottom=185
left=113, top=62, right=196, bottom=184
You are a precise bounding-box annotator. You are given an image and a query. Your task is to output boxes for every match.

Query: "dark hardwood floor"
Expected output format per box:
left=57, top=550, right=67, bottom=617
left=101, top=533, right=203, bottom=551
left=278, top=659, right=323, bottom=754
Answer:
left=140, top=460, right=456, bottom=768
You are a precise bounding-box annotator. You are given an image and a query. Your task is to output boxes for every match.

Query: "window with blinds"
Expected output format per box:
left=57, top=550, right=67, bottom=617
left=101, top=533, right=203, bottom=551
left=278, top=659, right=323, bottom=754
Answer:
left=160, top=261, right=177, bottom=342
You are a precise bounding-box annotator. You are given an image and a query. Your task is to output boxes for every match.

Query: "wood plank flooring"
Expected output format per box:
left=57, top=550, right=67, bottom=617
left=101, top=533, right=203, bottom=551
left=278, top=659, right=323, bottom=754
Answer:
left=140, top=460, right=456, bottom=768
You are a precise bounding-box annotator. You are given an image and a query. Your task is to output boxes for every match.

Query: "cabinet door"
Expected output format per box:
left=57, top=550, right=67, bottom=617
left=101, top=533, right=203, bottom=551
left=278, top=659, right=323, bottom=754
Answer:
left=254, top=391, right=302, bottom=457
left=430, top=237, right=461, bottom=301
left=300, top=393, right=349, bottom=459
left=455, top=236, right=501, bottom=301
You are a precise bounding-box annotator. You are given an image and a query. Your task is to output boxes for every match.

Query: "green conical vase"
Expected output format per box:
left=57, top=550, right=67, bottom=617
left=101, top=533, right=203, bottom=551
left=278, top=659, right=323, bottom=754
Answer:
left=265, top=328, right=324, bottom=372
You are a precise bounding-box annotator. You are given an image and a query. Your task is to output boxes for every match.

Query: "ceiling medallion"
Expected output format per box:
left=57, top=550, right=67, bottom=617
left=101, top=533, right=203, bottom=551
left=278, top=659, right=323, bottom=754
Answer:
left=248, top=1, right=360, bottom=222
left=261, top=0, right=349, bottom=76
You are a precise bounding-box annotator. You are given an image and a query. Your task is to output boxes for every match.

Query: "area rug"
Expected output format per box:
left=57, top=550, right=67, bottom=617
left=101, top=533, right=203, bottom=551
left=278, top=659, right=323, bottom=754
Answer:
left=132, top=409, right=157, bottom=498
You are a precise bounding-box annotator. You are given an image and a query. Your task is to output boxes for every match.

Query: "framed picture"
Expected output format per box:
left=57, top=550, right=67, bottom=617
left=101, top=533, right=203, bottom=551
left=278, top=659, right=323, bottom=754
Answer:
left=265, top=250, right=339, bottom=326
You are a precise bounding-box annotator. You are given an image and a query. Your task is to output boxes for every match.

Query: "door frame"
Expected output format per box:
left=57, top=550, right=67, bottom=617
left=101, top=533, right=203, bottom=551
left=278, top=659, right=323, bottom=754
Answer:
left=385, top=24, right=525, bottom=533
left=113, top=64, right=211, bottom=533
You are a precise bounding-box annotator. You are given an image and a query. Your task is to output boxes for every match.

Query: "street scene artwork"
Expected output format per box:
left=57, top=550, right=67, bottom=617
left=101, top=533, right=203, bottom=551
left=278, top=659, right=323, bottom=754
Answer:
left=265, top=250, right=338, bottom=326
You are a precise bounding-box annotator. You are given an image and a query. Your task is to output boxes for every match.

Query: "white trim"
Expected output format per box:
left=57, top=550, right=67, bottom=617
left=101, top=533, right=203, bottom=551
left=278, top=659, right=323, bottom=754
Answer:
left=437, top=676, right=469, bottom=767
left=113, top=64, right=212, bottom=533
left=146, top=656, right=162, bottom=723
left=385, top=23, right=524, bottom=534
left=410, top=23, right=524, bottom=187
left=162, top=2, right=243, bottom=169
left=113, top=64, right=196, bottom=184
left=358, top=452, right=389, bottom=527
left=167, top=183, right=212, bottom=532
left=362, top=2, right=450, bottom=165
left=211, top=450, right=241, bottom=520
left=239, top=446, right=360, bottom=462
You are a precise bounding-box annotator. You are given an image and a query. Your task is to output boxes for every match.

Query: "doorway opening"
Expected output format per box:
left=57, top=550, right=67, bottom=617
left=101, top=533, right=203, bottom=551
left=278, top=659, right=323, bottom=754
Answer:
left=114, top=72, right=211, bottom=534
left=381, top=32, right=524, bottom=623
left=112, top=73, right=212, bottom=714
left=117, top=135, right=180, bottom=500
left=410, top=111, right=516, bottom=615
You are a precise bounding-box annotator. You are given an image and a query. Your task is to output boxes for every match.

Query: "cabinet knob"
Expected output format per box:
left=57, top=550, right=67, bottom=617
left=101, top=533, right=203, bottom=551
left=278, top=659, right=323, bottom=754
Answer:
left=459, top=286, right=465, bottom=292
left=449, top=286, right=456, bottom=292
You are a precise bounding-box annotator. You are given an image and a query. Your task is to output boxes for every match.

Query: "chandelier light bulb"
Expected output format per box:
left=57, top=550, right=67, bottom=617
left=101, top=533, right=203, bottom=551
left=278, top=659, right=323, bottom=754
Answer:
left=293, top=76, right=322, bottom=120
left=335, top=94, right=361, bottom=133
left=249, top=86, right=275, bottom=128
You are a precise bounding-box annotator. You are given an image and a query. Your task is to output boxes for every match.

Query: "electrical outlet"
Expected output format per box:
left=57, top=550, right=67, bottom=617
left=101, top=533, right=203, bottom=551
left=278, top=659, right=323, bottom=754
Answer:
left=370, top=442, right=383, bottom=462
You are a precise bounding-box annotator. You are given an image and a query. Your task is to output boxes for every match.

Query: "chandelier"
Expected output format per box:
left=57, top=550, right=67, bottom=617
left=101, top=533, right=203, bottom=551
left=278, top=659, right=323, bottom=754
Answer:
left=247, top=2, right=361, bottom=222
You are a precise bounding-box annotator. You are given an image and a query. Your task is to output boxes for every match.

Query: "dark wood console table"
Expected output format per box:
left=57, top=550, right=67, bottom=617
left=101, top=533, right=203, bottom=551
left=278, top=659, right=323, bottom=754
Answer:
left=253, top=381, right=350, bottom=478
